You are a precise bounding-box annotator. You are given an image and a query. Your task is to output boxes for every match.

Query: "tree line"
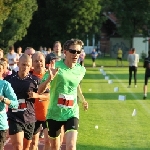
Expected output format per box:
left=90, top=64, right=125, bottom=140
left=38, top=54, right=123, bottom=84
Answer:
left=1, top=0, right=150, bottom=52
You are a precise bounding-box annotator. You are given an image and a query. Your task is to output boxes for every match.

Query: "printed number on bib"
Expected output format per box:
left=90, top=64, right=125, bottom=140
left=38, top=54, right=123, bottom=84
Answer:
left=12, top=99, right=27, bottom=112
left=57, top=94, right=74, bottom=108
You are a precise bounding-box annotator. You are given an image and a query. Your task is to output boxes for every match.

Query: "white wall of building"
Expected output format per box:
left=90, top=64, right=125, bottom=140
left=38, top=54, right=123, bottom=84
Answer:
left=133, top=37, right=149, bottom=58
left=84, top=46, right=95, bottom=54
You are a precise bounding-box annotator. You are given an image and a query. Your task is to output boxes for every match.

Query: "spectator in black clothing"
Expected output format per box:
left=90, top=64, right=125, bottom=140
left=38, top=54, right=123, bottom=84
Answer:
left=143, top=50, right=150, bottom=99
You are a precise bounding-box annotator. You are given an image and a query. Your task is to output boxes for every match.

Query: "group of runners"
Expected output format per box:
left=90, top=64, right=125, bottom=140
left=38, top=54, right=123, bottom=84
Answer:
left=0, top=39, right=88, bottom=150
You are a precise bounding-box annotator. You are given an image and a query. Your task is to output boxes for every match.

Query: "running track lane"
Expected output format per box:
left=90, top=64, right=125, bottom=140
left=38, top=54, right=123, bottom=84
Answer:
left=4, top=137, right=66, bottom=150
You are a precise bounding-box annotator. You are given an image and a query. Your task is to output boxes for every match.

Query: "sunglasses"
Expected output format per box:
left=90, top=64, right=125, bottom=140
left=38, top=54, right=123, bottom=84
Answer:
left=68, top=49, right=81, bottom=54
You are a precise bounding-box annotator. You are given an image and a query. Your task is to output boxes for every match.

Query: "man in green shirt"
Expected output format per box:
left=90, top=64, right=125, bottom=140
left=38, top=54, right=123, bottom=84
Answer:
left=38, top=39, right=88, bottom=150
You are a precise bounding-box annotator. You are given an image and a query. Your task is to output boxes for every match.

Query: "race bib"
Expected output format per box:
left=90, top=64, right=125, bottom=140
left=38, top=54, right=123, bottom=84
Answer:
left=12, top=99, right=27, bottom=112
left=57, top=94, right=74, bottom=108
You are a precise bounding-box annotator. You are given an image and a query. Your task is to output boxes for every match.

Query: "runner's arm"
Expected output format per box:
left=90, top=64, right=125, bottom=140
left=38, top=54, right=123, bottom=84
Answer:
left=77, top=85, right=88, bottom=111
left=3, top=82, right=19, bottom=109
left=38, top=75, right=51, bottom=94
left=28, top=92, right=49, bottom=101
left=77, top=85, right=85, bottom=102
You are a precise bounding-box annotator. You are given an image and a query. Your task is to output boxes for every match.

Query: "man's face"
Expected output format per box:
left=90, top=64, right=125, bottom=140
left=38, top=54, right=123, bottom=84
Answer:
left=2, top=61, right=8, bottom=70
left=25, top=49, right=35, bottom=58
left=18, top=58, right=31, bottom=76
left=17, top=47, right=22, bottom=53
left=64, top=44, right=81, bottom=64
left=9, top=49, right=14, bottom=54
left=32, top=54, right=45, bottom=73
left=53, top=43, right=61, bottom=54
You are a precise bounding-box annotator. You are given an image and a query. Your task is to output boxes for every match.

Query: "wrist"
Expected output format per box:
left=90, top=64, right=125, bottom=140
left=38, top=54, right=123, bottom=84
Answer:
left=1, top=98, right=7, bottom=103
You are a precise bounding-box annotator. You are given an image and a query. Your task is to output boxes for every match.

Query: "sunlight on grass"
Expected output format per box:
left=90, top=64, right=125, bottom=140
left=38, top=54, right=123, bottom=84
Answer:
left=77, top=67, right=150, bottom=150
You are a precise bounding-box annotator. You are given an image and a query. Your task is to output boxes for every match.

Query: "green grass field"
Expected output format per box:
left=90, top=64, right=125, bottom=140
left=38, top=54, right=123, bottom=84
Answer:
left=84, top=55, right=144, bottom=67
left=77, top=57, right=150, bottom=150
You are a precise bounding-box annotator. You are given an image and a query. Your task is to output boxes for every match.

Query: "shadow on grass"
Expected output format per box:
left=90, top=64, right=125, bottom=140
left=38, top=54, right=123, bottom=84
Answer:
left=77, top=145, right=149, bottom=150
left=83, top=93, right=144, bottom=100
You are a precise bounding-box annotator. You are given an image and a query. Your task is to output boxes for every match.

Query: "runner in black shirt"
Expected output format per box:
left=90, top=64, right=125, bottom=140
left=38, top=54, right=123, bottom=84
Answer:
left=5, top=54, right=39, bottom=150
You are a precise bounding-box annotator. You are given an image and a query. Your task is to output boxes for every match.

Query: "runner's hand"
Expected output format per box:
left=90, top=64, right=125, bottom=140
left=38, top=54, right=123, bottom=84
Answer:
left=82, top=101, right=88, bottom=111
left=28, top=91, right=38, bottom=99
left=48, top=60, right=59, bottom=80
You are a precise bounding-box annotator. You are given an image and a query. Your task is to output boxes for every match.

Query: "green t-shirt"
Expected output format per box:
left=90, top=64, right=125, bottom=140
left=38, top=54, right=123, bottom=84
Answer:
left=41, top=60, right=86, bottom=121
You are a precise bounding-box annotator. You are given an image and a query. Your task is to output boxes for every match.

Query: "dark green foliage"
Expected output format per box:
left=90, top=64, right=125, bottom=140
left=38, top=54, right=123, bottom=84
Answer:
left=16, top=0, right=104, bottom=49
left=0, top=0, right=37, bottom=50
left=102, top=0, right=150, bottom=44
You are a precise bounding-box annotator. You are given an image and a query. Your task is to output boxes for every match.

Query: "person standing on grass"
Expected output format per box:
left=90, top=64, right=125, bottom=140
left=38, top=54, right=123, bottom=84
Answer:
left=38, top=39, right=88, bottom=150
left=116, top=47, right=123, bottom=67
left=143, top=50, right=150, bottom=99
left=0, top=62, right=18, bottom=150
left=91, top=48, right=98, bottom=67
left=127, top=48, right=139, bottom=88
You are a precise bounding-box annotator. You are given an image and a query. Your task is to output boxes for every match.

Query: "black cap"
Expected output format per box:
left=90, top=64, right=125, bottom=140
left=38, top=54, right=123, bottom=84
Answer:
left=45, top=53, right=57, bottom=64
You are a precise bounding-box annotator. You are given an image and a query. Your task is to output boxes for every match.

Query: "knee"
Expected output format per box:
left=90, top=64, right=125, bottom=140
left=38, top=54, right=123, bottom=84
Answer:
left=66, top=144, right=76, bottom=150
left=14, top=145, right=23, bottom=150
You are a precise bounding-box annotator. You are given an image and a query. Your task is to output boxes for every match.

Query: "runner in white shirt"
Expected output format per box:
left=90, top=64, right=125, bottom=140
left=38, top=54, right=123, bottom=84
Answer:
left=7, top=46, right=19, bottom=70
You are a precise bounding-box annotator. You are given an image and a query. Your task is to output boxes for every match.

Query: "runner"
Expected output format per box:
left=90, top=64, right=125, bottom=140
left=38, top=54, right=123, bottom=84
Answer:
left=5, top=54, right=39, bottom=150
left=24, top=47, right=35, bottom=58
left=0, top=62, right=18, bottom=150
left=6, top=45, right=19, bottom=70
left=0, top=58, right=12, bottom=78
left=38, top=39, right=88, bottom=150
left=29, top=52, right=50, bottom=150
left=45, top=41, right=64, bottom=67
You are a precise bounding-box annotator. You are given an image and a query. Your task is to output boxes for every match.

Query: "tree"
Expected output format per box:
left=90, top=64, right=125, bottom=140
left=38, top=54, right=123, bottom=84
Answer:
left=102, top=0, right=150, bottom=46
left=0, top=0, right=14, bottom=32
left=16, top=0, right=105, bottom=49
left=0, top=0, right=37, bottom=50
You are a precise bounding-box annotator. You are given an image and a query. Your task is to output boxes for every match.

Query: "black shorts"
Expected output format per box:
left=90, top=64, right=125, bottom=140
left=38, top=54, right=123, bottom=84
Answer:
left=8, top=119, right=35, bottom=140
left=117, top=57, right=122, bottom=60
left=144, top=74, right=150, bottom=85
left=46, top=117, right=79, bottom=138
left=0, top=130, right=7, bottom=150
left=33, top=120, right=47, bottom=135
left=92, top=58, right=96, bottom=62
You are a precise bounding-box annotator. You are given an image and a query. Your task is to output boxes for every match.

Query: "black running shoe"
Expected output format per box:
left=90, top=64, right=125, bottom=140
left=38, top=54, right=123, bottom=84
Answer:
left=143, top=96, right=147, bottom=100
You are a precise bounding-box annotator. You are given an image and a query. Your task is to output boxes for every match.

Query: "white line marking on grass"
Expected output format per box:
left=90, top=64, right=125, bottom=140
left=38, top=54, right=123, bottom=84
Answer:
left=108, top=71, right=150, bottom=114
left=4, top=137, right=10, bottom=146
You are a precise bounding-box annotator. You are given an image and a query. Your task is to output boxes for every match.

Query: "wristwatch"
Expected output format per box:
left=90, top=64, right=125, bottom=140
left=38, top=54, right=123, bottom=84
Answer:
left=1, top=98, right=7, bottom=103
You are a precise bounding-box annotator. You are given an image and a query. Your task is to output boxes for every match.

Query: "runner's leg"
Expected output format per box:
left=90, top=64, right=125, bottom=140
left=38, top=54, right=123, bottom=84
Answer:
left=42, top=128, right=51, bottom=150
left=9, top=132, right=24, bottom=150
left=65, top=131, right=77, bottom=150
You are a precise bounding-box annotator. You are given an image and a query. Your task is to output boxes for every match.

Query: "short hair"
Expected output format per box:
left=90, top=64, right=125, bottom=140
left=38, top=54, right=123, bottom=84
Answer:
left=32, top=51, right=45, bottom=61
left=132, top=48, right=135, bottom=52
left=9, top=45, right=14, bottom=51
left=0, top=58, right=8, bottom=62
left=53, top=41, right=61, bottom=48
left=63, top=39, right=84, bottom=50
left=19, top=54, right=31, bottom=61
